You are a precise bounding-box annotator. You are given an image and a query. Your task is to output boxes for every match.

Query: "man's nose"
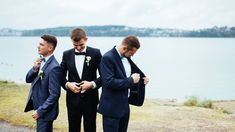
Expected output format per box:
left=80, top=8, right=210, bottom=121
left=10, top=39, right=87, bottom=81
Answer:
left=77, top=46, right=83, bottom=51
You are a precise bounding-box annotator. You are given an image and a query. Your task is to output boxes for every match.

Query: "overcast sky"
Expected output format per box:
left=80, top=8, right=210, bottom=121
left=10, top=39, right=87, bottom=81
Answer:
left=1, top=0, right=235, bottom=29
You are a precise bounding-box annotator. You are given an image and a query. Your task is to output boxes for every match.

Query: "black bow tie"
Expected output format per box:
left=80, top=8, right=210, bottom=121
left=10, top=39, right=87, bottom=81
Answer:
left=75, top=52, right=86, bottom=55
left=41, top=57, right=46, bottom=62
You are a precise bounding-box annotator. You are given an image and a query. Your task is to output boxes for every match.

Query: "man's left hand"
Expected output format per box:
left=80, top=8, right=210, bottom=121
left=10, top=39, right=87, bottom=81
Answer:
left=80, top=81, right=93, bottom=93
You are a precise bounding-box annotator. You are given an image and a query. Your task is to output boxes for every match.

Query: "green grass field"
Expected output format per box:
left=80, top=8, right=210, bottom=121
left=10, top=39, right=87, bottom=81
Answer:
left=0, top=81, right=235, bottom=132
left=0, top=81, right=154, bottom=131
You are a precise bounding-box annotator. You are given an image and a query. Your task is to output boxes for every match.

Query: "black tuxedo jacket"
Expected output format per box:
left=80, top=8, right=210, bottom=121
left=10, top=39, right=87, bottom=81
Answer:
left=61, top=46, right=102, bottom=110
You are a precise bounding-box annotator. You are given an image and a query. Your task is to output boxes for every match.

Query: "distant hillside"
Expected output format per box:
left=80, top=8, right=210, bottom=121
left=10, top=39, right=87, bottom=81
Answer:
left=1, top=25, right=235, bottom=37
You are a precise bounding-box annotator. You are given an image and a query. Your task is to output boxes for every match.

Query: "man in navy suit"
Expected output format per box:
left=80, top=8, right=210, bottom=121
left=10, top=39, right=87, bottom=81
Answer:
left=25, top=34, right=61, bottom=132
left=98, top=35, right=149, bottom=132
left=61, top=28, right=102, bottom=132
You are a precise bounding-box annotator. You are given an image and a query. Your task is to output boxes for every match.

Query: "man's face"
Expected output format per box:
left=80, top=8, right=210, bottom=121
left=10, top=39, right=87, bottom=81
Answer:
left=123, top=47, right=138, bottom=57
left=72, top=38, right=87, bottom=52
left=38, top=39, right=52, bottom=56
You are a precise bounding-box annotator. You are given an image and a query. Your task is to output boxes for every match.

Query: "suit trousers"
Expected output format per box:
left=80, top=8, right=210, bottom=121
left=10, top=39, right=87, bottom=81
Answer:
left=102, top=111, right=130, bottom=132
left=67, top=95, right=97, bottom=132
left=37, top=119, right=53, bottom=132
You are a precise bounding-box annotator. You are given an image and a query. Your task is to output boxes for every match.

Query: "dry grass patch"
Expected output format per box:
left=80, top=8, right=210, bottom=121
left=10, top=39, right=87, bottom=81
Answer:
left=1, top=81, right=235, bottom=132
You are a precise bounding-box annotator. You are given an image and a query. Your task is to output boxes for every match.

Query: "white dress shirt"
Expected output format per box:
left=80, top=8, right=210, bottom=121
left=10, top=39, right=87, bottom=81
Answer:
left=65, top=47, right=96, bottom=90
left=75, top=47, right=86, bottom=78
left=115, top=47, right=132, bottom=97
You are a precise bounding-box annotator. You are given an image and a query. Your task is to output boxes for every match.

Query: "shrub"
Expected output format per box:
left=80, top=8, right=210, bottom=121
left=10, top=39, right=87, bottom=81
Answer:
left=184, top=96, right=198, bottom=106
left=0, top=80, right=8, bottom=83
left=184, top=96, right=213, bottom=109
left=198, top=100, right=213, bottom=108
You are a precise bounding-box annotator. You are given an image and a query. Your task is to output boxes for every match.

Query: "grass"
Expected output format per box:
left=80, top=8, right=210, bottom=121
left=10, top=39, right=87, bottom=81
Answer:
left=0, top=81, right=36, bottom=128
left=0, top=81, right=68, bottom=131
left=1, top=81, right=235, bottom=132
left=0, top=81, right=151, bottom=131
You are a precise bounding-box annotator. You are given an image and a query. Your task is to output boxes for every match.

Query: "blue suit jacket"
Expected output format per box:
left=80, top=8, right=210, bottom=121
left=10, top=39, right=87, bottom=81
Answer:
left=98, top=47, right=145, bottom=118
left=25, top=55, right=61, bottom=121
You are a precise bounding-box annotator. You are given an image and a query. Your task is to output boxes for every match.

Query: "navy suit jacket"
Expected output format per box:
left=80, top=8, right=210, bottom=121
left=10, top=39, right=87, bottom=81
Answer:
left=98, top=47, right=145, bottom=118
left=25, top=55, right=61, bottom=121
left=60, top=46, right=102, bottom=110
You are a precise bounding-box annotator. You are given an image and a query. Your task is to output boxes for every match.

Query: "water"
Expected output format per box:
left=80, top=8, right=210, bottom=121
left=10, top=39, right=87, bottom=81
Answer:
left=1, top=37, right=235, bottom=101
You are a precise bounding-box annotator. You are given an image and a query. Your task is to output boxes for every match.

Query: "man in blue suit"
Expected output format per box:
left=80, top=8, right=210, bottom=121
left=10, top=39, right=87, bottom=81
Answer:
left=25, top=34, right=61, bottom=132
left=98, top=35, right=149, bottom=132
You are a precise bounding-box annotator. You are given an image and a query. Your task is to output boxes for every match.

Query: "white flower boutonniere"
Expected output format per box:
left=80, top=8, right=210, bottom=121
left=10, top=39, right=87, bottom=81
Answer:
left=85, top=56, right=91, bottom=66
left=39, top=70, right=44, bottom=80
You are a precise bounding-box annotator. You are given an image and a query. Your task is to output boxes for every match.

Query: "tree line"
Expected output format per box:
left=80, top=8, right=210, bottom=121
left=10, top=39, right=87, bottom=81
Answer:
left=1, top=25, right=235, bottom=37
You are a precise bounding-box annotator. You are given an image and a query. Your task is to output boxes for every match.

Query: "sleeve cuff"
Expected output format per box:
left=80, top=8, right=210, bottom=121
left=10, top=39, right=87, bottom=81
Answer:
left=91, top=81, right=97, bottom=89
left=65, top=82, right=70, bottom=89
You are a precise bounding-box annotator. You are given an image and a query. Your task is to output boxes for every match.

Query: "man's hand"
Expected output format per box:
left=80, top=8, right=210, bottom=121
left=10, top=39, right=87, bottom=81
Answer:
left=33, top=58, right=42, bottom=71
left=143, top=77, right=149, bottom=85
left=80, top=81, right=93, bottom=93
left=32, top=110, right=40, bottom=120
left=131, top=73, right=140, bottom=84
left=67, top=82, right=82, bottom=93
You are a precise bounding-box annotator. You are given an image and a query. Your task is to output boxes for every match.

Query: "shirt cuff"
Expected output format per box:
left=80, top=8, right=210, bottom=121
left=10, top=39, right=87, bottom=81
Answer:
left=65, top=82, right=70, bottom=89
left=91, top=81, right=97, bottom=89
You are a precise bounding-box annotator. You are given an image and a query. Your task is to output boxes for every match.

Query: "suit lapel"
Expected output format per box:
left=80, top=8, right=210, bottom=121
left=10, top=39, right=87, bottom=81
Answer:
left=127, top=58, right=135, bottom=74
left=81, top=47, right=90, bottom=80
left=41, top=55, right=54, bottom=71
left=112, top=47, right=127, bottom=77
left=31, top=55, right=54, bottom=87
left=71, top=49, right=81, bottom=80
left=31, top=75, right=40, bottom=88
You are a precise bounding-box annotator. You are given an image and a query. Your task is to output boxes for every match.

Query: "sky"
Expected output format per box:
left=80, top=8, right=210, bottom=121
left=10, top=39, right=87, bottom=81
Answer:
left=1, top=0, right=235, bottom=30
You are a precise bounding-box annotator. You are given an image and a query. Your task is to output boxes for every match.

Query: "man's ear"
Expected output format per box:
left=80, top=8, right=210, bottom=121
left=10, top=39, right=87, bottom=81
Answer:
left=48, top=44, right=54, bottom=52
left=122, top=45, right=128, bottom=51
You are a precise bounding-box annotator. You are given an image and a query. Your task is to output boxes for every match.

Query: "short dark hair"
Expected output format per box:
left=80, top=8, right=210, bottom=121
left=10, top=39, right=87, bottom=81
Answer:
left=122, top=35, right=140, bottom=49
left=70, top=28, right=87, bottom=42
left=41, top=34, right=57, bottom=49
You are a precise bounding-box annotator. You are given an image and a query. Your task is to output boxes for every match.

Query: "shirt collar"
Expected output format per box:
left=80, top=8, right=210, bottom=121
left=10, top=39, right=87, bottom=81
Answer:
left=115, top=46, right=123, bottom=59
left=43, top=54, right=53, bottom=62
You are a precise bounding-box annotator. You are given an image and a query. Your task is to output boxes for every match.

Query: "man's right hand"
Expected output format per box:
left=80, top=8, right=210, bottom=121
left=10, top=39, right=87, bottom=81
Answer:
left=131, top=73, right=140, bottom=84
left=33, top=58, right=42, bottom=71
left=66, top=82, right=82, bottom=93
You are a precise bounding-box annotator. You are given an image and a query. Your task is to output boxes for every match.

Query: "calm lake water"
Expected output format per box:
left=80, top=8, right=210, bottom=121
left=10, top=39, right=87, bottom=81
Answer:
left=0, top=37, right=235, bottom=101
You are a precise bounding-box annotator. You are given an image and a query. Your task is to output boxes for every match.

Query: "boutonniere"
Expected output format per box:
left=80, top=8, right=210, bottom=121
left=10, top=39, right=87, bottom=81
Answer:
left=85, top=56, right=91, bottom=66
left=39, top=70, right=44, bottom=80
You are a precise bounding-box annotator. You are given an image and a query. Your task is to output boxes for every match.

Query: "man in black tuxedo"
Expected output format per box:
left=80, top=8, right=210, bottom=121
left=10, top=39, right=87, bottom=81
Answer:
left=98, top=36, right=149, bottom=132
left=61, top=28, right=102, bottom=132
